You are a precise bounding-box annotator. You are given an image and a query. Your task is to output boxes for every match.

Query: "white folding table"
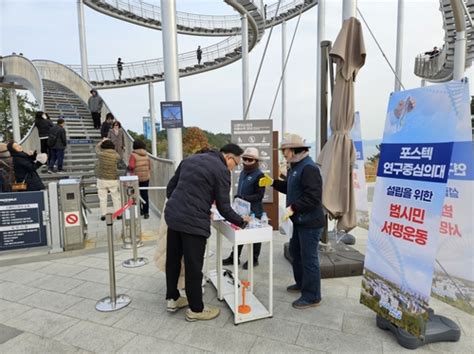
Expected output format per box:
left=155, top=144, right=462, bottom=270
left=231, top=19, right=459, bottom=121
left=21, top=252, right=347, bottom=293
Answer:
left=208, top=221, right=273, bottom=324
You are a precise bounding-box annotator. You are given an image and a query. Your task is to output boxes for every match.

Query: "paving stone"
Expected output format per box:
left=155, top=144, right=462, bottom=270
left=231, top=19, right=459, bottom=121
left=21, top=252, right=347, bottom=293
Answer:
left=74, top=256, right=115, bottom=270
left=18, top=289, right=83, bottom=313
left=347, top=285, right=362, bottom=300
left=126, top=288, right=168, bottom=314
left=322, top=295, right=375, bottom=318
left=456, top=315, right=474, bottom=336
left=113, top=308, right=188, bottom=341
left=0, top=268, right=47, bottom=285
left=66, top=281, right=129, bottom=301
left=0, top=332, right=83, bottom=354
left=39, top=263, right=89, bottom=277
left=224, top=316, right=301, bottom=344
left=72, top=267, right=127, bottom=285
left=0, top=299, right=32, bottom=323
left=296, top=323, right=384, bottom=352
left=0, top=323, right=23, bottom=345
left=118, top=273, right=164, bottom=293
left=55, top=320, right=136, bottom=353
left=29, top=274, right=85, bottom=293
left=13, top=261, right=51, bottom=271
left=62, top=298, right=133, bottom=326
left=250, top=337, right=323, bottom=353
left=117, top=334, right=205, bottom=353
left=6, top=308, right=79, bottom=338
left=177, top=323, right=257, bottom=352
left=0, top=282, right=39, bottom=302
left=342, top=312, right=394, bottom=341
left=273, top=300, right=344, bottom=331
left=321, top=282, right=349, bottom=298
left=50, top=256, right=90, bottom=265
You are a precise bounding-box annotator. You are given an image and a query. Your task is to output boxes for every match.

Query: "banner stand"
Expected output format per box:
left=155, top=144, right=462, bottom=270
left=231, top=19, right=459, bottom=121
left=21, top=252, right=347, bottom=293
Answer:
left=376, top=310, right=460, bottom=349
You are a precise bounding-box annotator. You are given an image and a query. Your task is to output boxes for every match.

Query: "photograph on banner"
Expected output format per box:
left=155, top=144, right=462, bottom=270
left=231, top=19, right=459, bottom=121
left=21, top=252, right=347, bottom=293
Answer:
left=160, top=101, right=183, bottom=129
left=360, top=80, right=470, bottom=338
left=231, top=120, right=273, bottom=203
left=432, top=143, right=474, bottom=314
left=351, top=112, right=370, bottom=229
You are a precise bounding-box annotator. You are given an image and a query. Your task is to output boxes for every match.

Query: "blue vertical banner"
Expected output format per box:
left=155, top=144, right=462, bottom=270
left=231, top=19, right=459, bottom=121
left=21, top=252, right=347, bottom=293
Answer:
left=360, top=80, right=471, bottom=338
left=351, top=112, right=369, bottom=229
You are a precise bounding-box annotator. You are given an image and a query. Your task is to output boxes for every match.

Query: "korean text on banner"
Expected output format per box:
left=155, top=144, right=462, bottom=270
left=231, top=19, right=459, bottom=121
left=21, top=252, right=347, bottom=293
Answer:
left=360, top=80, right=471, bottom=338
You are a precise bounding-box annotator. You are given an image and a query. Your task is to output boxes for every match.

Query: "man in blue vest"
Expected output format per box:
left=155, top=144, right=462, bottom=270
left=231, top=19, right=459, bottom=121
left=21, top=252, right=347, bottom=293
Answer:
left=259, top=134, right=325, bottom=309
left=222, top=147, right=265, bottom=269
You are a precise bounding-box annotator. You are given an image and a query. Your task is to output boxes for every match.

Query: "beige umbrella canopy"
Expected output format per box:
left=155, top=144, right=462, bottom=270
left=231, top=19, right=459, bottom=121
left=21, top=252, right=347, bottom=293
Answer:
left=317, top=17, right=366, bottom=232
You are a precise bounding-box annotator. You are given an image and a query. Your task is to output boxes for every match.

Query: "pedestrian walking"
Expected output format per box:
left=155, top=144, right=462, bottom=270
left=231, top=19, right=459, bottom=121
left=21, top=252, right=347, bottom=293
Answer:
left=128, top=139, right=151, bottom=219
left=48, top=118, right=67, bottom=173
left=117, top=58, right=123, bottom=80
left=34, top=111, right=53, bottom=157
left=95, top=139, right=121, bottom=221
left=107, top=120, right=125, bottom=160
left=100, top=113, right=115, bottom=138
left=196, top=45, right=202, bottom=65
left=88, top=89, right=103, bottom=129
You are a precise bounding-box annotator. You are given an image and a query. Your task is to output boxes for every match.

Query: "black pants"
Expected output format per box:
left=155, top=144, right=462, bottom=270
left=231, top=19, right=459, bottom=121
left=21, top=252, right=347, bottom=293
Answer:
left=91, top=112, right=101, bottom=129
left=232, top=243, right=261, bottom=261
left=166, top=228, right=206, bottom=312
left=139, top=180, right=149, bottom=215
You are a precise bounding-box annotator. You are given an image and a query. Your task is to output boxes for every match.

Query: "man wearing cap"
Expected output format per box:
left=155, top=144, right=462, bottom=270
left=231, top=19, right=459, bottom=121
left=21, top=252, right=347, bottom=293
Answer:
left=88, top=89, right=104, bottom=129
left=259, top=134, right=325, bottom=309
left=223, top=147, right=265, bottom=269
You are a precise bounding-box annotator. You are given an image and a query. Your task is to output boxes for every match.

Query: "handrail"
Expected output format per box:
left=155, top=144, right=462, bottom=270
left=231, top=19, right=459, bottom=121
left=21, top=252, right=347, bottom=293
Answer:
left=413, top=0, right=474, bottom=82
left=84, top=0, right=316, bottom=34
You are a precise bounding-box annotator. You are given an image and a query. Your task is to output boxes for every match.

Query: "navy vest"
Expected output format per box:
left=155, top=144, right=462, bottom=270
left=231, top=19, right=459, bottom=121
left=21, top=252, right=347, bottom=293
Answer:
left=237, top=168, right=264, bottom=218
left=287, top=156, right=322, bottom=225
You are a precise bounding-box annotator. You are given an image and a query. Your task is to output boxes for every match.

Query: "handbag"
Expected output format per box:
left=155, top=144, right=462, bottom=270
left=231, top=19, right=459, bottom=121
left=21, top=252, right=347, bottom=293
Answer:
left=11, top=175, right=28, bottom=192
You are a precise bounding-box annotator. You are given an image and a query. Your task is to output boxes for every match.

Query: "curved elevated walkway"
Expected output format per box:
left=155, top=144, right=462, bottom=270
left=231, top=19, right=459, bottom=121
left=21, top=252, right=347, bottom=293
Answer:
left=70, top=0, right=317, bottom=89
left=414, top=0, right=474, bottom=82
left=0, top=55, right=44, bottom=110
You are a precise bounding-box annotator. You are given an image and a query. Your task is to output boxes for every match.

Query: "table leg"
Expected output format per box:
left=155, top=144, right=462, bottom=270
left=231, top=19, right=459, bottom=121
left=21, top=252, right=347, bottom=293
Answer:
left=249, top=243, right=254, bottom=293
left=234, top=241, right=239, bottom=323
left=269, top=239, right=273, bottom=316
left=217, top=230, right=222, bottom=300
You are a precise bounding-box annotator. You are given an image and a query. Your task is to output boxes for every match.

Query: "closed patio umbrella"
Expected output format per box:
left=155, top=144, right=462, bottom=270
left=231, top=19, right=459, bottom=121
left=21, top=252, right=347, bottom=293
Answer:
left=317, top=17, right=366, bottom=232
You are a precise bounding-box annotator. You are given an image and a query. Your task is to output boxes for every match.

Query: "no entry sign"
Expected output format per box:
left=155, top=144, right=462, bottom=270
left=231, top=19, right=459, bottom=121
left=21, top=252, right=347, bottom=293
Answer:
left=64, top=211, right=80, bottom=228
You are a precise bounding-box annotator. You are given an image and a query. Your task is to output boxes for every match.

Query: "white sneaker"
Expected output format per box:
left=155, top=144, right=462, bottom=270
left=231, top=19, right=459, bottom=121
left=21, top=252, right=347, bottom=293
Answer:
left=185, top=306, right=220, bottom=322
left=167, top=296, right=188, bottom=312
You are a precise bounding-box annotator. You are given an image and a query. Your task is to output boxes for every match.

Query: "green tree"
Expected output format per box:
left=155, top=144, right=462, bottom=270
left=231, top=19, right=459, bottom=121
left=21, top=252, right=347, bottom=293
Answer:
left=0, top=88, right=37, bottom=141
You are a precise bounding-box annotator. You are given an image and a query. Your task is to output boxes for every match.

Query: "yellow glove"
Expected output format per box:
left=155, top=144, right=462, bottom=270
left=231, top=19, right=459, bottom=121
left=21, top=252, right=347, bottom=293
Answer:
left=258, top=173, right=273, bottom=187
left=282, top=206, right=294, bottom=221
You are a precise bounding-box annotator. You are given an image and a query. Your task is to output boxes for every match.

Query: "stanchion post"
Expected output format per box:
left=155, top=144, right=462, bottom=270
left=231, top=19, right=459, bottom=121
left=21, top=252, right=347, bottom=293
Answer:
left=96, top=213, right=131, bottom=312
left=122, top=189, right=148, bottom=268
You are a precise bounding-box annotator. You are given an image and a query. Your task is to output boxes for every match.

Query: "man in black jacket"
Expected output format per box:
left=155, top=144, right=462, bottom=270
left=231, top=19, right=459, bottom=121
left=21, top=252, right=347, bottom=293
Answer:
left=165, top=143, right=250, bottom=322
left=259, top=134, right=324, bottom=310
left=48, top=118, right=67, bottom=173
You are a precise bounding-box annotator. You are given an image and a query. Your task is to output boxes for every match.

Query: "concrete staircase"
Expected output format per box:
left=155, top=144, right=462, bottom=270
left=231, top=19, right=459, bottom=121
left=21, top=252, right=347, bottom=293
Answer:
left=40, top=80, right=108, bottom=207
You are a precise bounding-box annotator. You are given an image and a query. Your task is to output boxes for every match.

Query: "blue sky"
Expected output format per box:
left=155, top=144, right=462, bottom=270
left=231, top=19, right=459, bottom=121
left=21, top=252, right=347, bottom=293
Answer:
left=1, top=0, right=473, bottom=143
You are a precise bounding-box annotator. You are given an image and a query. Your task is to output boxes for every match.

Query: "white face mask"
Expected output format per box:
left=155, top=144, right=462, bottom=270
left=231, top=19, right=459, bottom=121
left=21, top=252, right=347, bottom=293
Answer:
left=42, top=114, right=47, bottom=119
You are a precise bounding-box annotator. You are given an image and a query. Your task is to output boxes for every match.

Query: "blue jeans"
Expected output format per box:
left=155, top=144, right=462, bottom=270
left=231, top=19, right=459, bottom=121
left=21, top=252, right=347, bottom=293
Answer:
left=49, top=149, right=65, bottom=170
left=289, top=225, right=323, bottom=302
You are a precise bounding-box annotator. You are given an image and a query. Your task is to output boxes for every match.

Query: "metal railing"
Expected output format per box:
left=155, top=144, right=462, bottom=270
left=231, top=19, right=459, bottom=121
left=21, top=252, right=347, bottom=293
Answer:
left=68, top=33, right=244, bottom=83
left=414, top=49, right=447, bottom=78
left=89, top=0, right=242, bottom=31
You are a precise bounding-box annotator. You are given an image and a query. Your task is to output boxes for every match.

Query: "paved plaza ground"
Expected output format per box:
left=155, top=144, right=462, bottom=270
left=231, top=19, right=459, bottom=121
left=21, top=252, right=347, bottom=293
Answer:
left=0, top=223, right=473, bottom=353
